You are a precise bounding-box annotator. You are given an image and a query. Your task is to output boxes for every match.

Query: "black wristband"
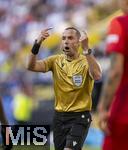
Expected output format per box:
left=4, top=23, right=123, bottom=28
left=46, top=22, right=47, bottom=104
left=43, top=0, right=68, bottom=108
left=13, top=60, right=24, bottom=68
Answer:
left=31, top=40, right=41, bottom=55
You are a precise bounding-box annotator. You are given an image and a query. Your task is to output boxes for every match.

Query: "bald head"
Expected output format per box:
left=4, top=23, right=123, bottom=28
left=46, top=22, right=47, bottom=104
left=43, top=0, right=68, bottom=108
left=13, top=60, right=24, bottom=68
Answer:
left=64, top=27, right=81, bottom=39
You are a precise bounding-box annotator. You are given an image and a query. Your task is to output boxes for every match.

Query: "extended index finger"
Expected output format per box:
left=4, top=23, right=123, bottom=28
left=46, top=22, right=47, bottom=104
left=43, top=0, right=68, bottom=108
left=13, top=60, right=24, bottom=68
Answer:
left=45, top=27, right=53, bottom=31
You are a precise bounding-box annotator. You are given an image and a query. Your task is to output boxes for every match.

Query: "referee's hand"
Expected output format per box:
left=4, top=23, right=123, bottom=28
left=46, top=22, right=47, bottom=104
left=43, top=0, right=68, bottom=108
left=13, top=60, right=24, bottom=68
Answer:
left=79, top=31, right=89, bottom=51
left=36, top=27, right=53, bottom=44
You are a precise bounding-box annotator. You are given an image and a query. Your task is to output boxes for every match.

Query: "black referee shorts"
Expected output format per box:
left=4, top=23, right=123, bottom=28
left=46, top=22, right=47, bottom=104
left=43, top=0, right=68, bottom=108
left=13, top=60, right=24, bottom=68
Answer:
left=53, top=111, right=91, bottom=150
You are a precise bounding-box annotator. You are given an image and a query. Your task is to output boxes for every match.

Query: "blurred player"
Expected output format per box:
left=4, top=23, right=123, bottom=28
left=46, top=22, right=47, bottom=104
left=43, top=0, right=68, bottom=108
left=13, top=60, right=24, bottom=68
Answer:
left=98, top=0, right=128, bottom=149
left=27, top=27, right=102, bottom=150
left=0, top=97, right=8, bottom=125
left=0, top=97, right=12, bottom=150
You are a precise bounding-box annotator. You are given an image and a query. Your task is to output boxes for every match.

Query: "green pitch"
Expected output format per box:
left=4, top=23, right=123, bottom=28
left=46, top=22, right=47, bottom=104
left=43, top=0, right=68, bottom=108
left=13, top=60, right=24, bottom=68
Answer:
left=0, top=145, right=101, bottom=150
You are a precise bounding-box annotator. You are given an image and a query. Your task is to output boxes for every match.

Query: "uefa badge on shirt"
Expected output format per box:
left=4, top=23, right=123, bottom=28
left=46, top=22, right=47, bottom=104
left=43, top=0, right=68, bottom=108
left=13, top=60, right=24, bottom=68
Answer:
left=72, top=75, right=83, bottom=87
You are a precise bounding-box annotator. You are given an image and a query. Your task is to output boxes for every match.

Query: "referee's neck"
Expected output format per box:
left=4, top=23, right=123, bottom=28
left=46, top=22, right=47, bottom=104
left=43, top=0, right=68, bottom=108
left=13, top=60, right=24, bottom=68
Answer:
left=66, top=52, right=80, bottom=61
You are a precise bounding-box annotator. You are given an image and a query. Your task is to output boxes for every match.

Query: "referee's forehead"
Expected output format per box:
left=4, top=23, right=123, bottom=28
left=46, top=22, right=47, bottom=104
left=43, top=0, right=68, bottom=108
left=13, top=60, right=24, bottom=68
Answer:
left=62, top=29, right=79, bottom=38
left=63, top=29, right=76, bottom=34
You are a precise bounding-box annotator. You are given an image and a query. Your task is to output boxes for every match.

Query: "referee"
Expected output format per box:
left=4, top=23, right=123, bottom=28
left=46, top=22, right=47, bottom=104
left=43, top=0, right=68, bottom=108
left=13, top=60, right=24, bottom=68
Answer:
left=27, top=27, right=102, bottom=150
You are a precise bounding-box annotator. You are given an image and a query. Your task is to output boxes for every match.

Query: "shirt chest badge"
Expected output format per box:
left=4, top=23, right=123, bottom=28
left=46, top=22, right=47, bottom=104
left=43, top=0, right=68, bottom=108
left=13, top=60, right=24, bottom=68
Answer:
left=72, top=75, right=83, bottom=86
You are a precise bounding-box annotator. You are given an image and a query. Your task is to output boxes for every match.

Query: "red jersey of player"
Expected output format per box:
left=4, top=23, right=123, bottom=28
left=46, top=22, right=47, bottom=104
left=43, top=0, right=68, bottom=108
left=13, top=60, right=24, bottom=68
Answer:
left=106, top=13, right=128, bottom=123
left=98, top=0, right=128, bottom=150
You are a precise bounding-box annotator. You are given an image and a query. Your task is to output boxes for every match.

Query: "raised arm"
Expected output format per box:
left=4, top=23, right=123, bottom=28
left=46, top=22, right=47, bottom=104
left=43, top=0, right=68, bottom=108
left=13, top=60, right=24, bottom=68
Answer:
left=81, top=32, right=102, bottom=81
left=27, top=28, right=53, bottom=72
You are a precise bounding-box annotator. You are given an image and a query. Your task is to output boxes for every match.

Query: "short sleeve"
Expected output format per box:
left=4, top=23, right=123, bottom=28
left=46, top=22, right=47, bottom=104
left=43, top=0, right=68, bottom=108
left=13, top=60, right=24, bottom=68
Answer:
left=43, top=55, right=58, bottom=72
left=106, top=18, right=125, bottom=54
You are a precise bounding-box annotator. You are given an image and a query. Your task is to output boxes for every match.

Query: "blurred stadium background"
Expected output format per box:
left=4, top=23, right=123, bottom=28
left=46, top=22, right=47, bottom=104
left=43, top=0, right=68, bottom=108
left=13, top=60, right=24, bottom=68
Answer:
left=0, top=0, right=121, bottom=149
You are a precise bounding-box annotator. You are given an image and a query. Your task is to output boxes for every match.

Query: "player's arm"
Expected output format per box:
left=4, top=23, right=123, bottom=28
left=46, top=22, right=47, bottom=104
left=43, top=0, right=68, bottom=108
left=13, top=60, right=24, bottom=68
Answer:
left=97, top=53, right=124, bottom=134
left=98, top=52, right=124, bottom=110
left=80, top=32, right=102, bottom=80
left=27, top=28, right=52, bottom=72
